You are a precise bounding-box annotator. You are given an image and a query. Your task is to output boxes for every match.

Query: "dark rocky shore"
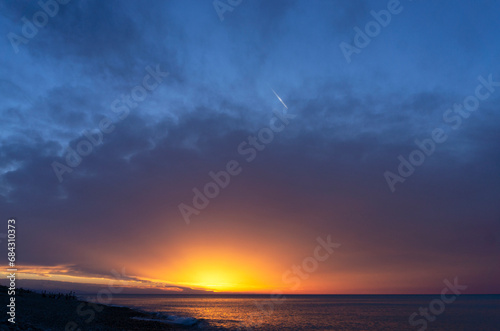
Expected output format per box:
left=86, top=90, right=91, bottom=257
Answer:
left=1, top=286, right=187, bottom=330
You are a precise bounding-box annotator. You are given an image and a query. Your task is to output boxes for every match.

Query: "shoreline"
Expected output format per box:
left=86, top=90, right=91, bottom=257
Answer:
left=1, top=286, right=197, bottom=330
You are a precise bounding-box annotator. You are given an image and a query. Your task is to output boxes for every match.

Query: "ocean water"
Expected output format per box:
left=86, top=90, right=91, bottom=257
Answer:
left=106, top=294, right=500, bottom=330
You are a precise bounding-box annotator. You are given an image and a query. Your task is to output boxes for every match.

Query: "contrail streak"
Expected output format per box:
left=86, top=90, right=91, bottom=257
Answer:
left=271, top=88, right=288, bottom=109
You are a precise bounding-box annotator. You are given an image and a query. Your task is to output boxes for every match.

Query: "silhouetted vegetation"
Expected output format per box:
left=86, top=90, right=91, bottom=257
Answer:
left=40, top=290, right=77, bottom=300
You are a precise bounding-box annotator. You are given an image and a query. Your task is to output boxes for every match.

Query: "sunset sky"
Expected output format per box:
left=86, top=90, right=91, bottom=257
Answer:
left=1, top=0, right=499, bottom=294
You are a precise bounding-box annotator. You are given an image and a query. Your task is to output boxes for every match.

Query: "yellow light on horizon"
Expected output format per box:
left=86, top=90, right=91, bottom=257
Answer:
left=150, top=246, right=281, bottom=293
left=170, top=262, right=268, bottom=292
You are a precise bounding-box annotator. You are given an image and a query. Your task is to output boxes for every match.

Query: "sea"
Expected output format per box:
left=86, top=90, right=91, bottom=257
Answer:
left=103, top=294, right=500, bottom=330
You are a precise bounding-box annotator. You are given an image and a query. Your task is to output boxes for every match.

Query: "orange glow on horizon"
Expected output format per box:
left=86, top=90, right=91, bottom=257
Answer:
left=5, top=241, right=462, bottom=294
left=0, top=263, right=464, bottom=294
left=145, top=247, right=283, bottom=293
